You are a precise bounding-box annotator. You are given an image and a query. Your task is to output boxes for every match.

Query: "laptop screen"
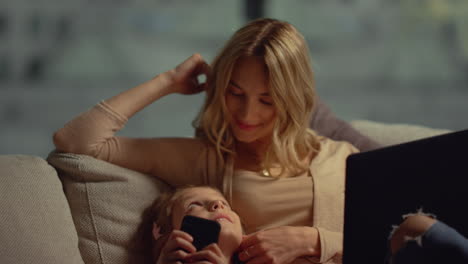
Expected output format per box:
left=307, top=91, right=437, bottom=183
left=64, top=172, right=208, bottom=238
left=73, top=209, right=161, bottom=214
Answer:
left=343, top=129, right=468, bottom=263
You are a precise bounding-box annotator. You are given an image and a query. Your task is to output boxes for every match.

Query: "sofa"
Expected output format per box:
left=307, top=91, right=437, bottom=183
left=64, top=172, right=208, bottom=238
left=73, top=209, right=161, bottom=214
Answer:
left=0, top=120, right=451, bottom=264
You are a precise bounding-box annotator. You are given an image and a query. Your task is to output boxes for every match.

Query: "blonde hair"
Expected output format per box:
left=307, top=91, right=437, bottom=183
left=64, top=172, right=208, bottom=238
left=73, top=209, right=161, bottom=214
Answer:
left=145, top=185, right=225, bottom=260
left=193, top=18, right=319, bottom=177
left=148, top=185, right=225, bottom=236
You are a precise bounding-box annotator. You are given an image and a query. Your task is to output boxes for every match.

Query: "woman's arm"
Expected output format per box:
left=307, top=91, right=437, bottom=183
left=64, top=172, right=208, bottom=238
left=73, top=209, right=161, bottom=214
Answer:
left=53, top=54, right=212, bottom=186
left=103, top=53, right=209, bottom=119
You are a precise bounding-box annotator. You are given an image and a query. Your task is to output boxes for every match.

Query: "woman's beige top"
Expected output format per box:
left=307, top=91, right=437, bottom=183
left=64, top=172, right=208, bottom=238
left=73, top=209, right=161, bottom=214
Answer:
left=53, top=101, right=358, bottom=264
left=232, top=169, right=313, bottom=234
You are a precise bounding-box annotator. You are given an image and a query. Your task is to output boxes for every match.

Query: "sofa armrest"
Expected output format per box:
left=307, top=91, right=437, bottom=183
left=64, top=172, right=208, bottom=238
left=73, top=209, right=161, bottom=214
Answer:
left=0, top=155, right=84, bottom=264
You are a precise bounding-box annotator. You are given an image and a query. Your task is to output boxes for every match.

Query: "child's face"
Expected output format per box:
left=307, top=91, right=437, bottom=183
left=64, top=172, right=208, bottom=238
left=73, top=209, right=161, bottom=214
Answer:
left=171, top=187, right=243, bottom=246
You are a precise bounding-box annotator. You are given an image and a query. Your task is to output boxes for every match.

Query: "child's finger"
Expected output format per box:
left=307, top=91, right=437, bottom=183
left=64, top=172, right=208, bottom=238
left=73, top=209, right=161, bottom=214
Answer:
left=165, top=249, right=191, bottom=262
left=171, top=229, right=194, bottom=242
left=185, top=247, right=222, bottom=264
left=163, top=231, right=196, bottom=254
left=168, top=237, right=197, bottom=254
left=202, top=243, right=223, bottom=256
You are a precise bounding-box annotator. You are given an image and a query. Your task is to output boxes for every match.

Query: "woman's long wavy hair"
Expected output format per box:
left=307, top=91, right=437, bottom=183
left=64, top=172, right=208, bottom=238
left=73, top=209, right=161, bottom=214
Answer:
left=193, top=18, right=320, bottom=177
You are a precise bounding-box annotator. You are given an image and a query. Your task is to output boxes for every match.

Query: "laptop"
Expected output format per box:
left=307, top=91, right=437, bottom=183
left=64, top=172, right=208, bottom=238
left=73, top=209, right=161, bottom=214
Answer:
left=343, top=129, right=468, bottom=263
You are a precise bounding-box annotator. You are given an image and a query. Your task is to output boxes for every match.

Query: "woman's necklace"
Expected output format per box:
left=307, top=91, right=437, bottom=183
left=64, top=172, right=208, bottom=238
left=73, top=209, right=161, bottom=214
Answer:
left=235, top=142, right=273, bottom=176
left=261, top=168, right=270, bottom=177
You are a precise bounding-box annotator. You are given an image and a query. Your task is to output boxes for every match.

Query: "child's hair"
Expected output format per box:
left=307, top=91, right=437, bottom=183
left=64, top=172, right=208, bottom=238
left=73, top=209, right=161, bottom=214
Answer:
left=148, top=185, right=224, bottom=235
left=142, top=185, right=225, bottom=261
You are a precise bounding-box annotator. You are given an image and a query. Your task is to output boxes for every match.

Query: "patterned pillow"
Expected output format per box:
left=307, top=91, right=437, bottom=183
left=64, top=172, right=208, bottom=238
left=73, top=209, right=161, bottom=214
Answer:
left=47, top=152, right=171, bottom=264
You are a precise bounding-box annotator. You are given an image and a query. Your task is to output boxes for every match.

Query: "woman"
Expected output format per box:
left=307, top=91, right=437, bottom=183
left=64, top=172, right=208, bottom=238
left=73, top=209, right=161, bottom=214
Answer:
left=54, top=18, right=359, bottom=264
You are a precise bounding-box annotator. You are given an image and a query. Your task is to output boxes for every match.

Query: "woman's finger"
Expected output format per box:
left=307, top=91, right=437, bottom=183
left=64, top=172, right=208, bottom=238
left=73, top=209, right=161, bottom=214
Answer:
left=239, top=232, right=260, bottom=250
left=191, top=61, right=210, bottom=92
left=176, top=53, right=202, bottom=71
left=238, top=244, right=263, bottom=262
left=176, top=53, right=206, bottom=78
left=196, top=61, right=211, bottom=79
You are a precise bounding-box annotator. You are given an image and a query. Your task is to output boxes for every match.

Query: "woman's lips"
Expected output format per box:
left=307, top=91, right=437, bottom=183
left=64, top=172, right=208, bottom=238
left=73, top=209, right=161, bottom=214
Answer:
left=236, top=120, right=259, bottom=131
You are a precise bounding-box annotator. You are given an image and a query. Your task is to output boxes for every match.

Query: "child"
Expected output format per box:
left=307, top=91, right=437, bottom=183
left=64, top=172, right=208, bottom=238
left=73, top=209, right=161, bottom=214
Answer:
left=147, top=186, right=244, bottom=264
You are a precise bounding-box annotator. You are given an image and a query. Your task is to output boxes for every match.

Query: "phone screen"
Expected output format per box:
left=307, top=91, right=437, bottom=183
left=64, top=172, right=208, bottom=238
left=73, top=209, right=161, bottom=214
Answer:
left=181, top=215, right=221, bottom=251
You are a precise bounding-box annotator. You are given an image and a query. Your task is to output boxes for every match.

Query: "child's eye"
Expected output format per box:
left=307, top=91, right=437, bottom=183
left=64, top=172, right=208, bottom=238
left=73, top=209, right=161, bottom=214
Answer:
left=187, top=202, right=202, bottom=210
left=221, top=200, right=231, bottom=208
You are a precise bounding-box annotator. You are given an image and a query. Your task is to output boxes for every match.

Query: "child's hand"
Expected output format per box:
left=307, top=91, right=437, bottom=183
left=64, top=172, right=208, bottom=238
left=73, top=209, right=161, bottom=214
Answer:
left=156, top=230, right=196, bottom=264
left=184, top=243, right=227, bottom=264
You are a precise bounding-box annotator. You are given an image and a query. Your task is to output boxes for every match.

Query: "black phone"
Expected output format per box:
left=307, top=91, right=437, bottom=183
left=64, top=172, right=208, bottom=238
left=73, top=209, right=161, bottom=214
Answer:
left=181, top=215, right=221, bottom=251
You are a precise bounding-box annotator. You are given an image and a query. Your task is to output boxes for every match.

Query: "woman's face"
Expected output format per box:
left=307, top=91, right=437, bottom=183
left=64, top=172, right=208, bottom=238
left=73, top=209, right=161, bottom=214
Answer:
left=171, top=187, right=243, bottom=249
left=225, top=56, right=276, bottom=144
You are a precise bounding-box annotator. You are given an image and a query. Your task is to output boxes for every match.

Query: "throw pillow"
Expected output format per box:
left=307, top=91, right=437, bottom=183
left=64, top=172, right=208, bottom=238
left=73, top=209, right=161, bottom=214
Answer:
left=47, top=152, right=170, bottom=264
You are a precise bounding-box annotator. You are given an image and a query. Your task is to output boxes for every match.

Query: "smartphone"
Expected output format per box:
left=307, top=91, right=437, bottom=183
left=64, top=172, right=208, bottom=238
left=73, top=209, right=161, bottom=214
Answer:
left=181, top=215, right=221, bottom=251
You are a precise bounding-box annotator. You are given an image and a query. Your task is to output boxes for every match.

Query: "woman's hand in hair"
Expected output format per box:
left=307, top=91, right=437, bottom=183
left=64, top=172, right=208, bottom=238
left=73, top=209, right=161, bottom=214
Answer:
left=156, top=230, right=197, bottom=264
left=165, top=53, right=211, bottom=95
left=238, top=226, right=320, bottom=264
left=185, top=243, right=229, bottom=264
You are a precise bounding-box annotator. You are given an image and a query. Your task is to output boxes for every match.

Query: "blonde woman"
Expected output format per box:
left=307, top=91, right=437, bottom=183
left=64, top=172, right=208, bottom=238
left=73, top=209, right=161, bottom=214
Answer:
left=54, top=18, right=365, bottom=264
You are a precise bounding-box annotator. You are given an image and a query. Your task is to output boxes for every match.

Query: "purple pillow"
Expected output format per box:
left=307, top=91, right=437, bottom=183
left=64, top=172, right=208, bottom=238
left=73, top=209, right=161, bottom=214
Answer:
left=310, top=97, right=381, bottom=152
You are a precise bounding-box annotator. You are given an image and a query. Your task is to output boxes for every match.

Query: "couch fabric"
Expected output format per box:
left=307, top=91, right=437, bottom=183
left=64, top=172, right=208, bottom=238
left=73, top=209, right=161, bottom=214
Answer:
left=0, top=155, right=84, bottom=264
left=350, top=120, right=451, bottom=147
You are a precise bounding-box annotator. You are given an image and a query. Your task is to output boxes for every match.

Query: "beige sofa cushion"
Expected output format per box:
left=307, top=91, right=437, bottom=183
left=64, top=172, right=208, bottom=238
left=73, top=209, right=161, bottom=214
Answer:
left=0, top=155, right=84, bottom=264
left=47, top=152, right=170, bottom=264
left=350, top=120, right=451, bottom=147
